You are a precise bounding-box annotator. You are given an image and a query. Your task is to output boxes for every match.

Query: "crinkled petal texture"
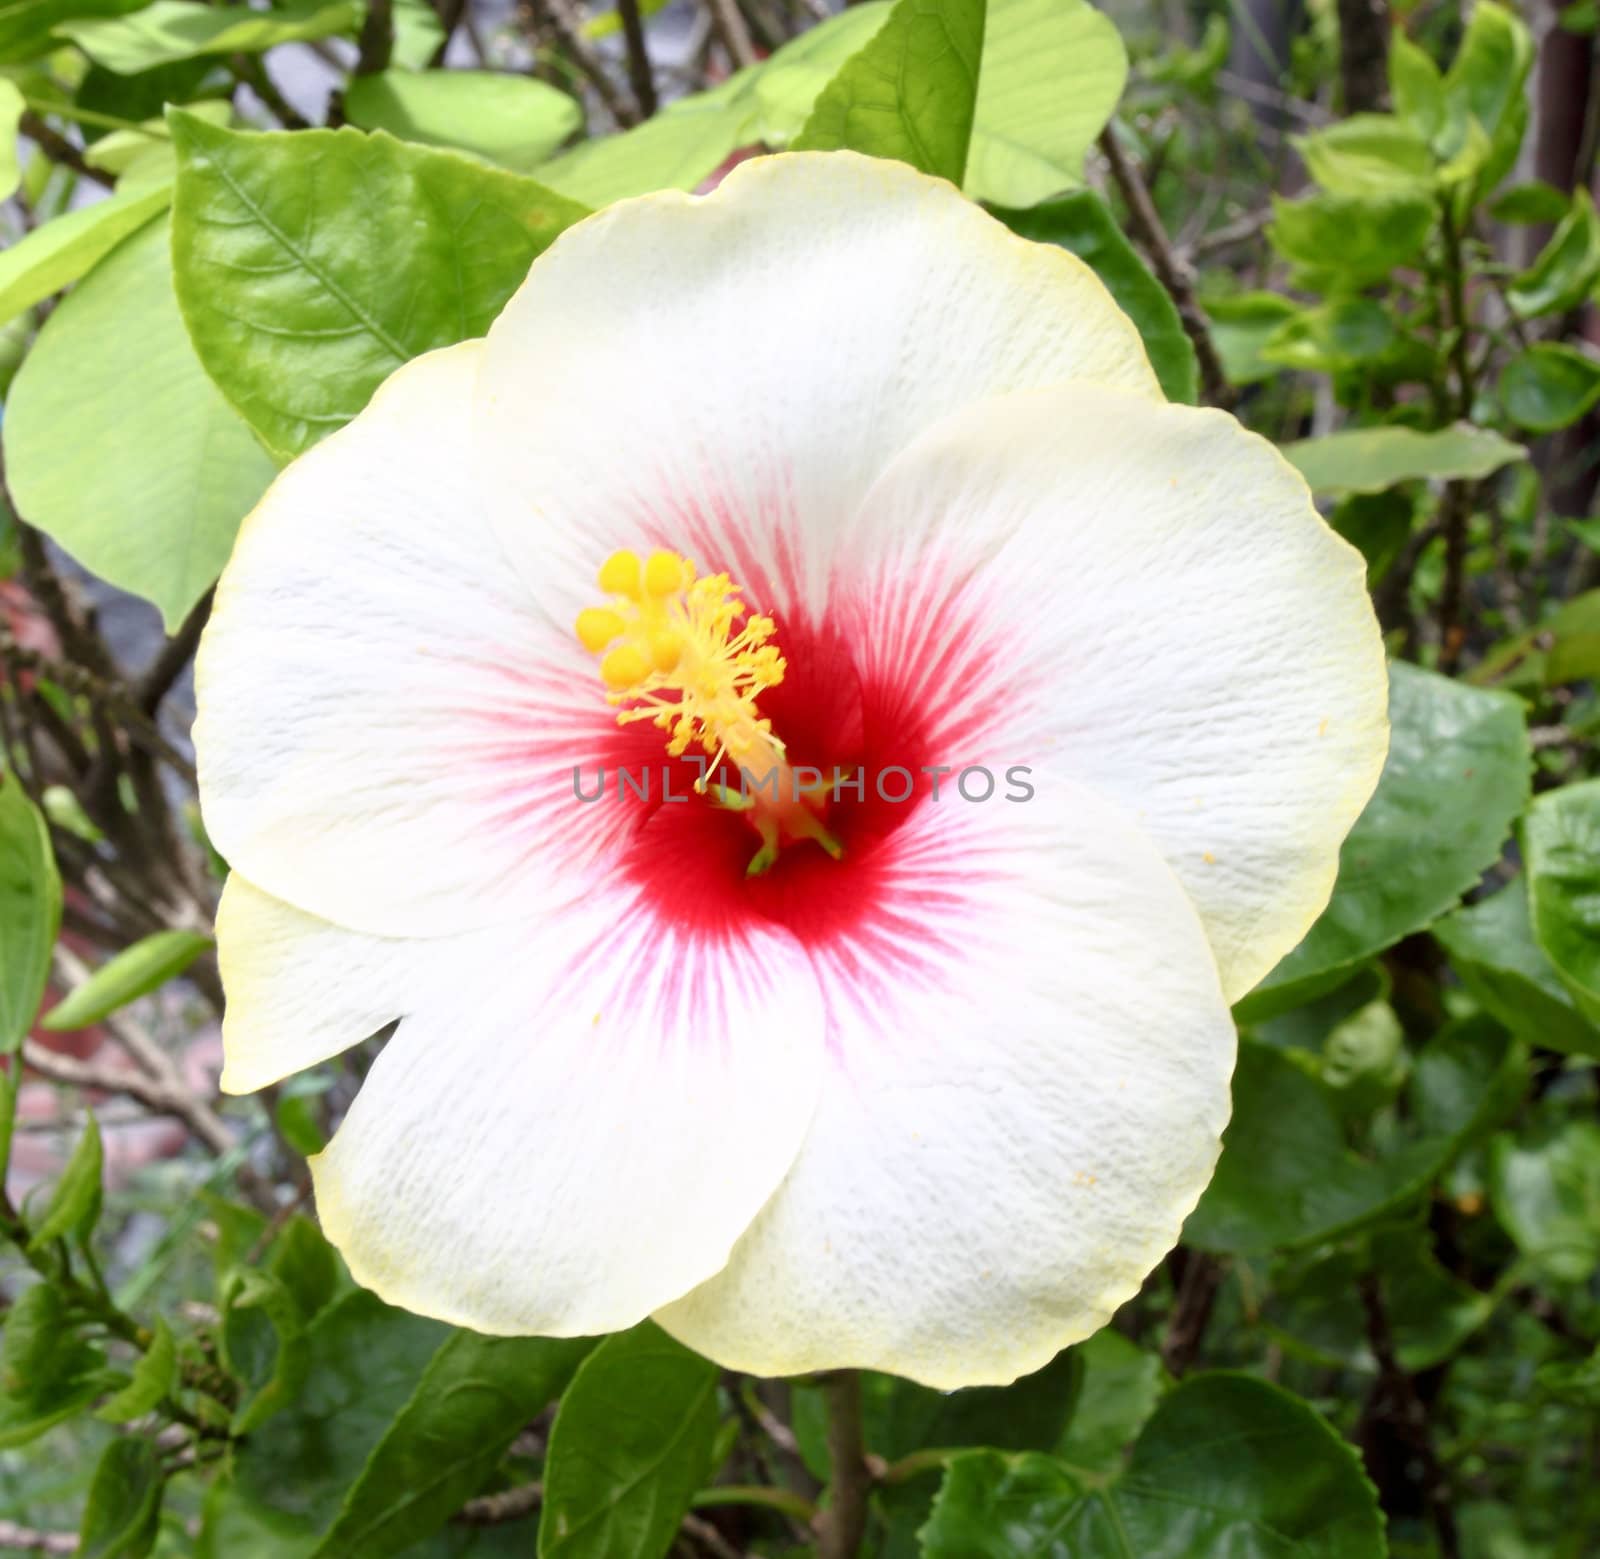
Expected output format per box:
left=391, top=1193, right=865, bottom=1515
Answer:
left=831, top=384, right=1390, bottom=1001
left=473, top=150, right=1162, bottom=621
left=198, top=150, right=1388, bottom=1385
left=233, top=876, right=826, bottom=1337
left=656, top=782, right=1235, bottom=1388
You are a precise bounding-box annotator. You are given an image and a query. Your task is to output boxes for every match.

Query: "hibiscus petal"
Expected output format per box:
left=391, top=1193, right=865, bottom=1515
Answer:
left=215, top=873, right=416, bottom=1094
left=196, top=341, right=616, bottom=938
left=473, top=151, right=1161, bottom=622
left=655, top=781, right=1235, bottom=1389
left=310, top=887, right=825, bottom=1336
left=833, top=382, right=1389, bottom=1002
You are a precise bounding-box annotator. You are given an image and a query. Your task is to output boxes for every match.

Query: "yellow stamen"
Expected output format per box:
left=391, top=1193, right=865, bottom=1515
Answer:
left=574, top=551, right=786, bottom=780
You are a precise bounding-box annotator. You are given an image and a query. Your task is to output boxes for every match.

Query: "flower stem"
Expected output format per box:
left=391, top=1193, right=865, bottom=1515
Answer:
left=815, top=1370, right=870, bottom=1559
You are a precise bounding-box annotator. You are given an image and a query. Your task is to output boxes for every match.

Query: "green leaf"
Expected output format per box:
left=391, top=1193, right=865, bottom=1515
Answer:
left=221, top=1267, right=309, bottom=1435
left=1490, top=180, right=1571, bottom=225
left=1508, top=190, right=1600, bottom=317
left=0, top=0, right=145, bottom=63
left=42, top=927, right=212, bottom=1030
left=168, top=111, right=588, bottom=459
left=1268, top=188, right=1434, bottom=291
left=266, top=1214, right=341, bottom=1322
left=922, top=1373, right=1383, bottom=1558
left=312, top=1335, right=591, bottom=1559
left=79, top=1438, right=164, bottom=1559
left=0, top=181, right=172, bottom=332
left=1240, top=662, right=1531, bottom=1018
left=59, top=0, right=361, bottom=72
left=1282, top=422, right=1526, bottom=495
left=1388, top=30, right=1445, bottom=140
left=1054, top=1330, right=1164, bottom=1475
left=1296, top=112, right=1435, bottom=196
left=957, top=0, right=1125, bottom=207
left=1538, top=1347, right=1600, bottom=1406
left=1186, top=1025, right=1512, bottom=1255
left=1544, top=588, right=1600, bottom=684
left=95, top=1317, right=178, bottom=1424
left=343, top=69, right=582, bottom=174
left=231, top=1291, right=450, bottom=1540
left=0, top=1282, right=78, bottom=1397
left=29, top=1111, right=103, bottom=1249
left=1441, top=0, right=1533, bottom=191
left=1490, top=1120, right=1600, bottom=1284
left=5, top=215, right=278, bottom=628
left=0, top=80, right=24, bottom=203
left=994, top=192, right=1197, bottom=403
left=0, top=1351, right=112, bottom=1448
left=1202, top=289, right=1298, bottom=386
left=793, top=0, right=985, bottom=187
left=1261, top=297, right=1397, bottom=374
left=0, top=773, right=61, bottom=1054
left=1435, top=880, right=1600, bottom=1056
left=539, top=1323, right=718, bottom=1559
left=1500, top=344, right=1600, bottom=434
left=1525, top=779, right=1600, bottom=1026
left=535, top=69, right=759, bottom=206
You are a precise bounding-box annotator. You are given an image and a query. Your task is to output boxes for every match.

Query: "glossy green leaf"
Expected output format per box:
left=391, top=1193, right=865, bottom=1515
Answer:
left=1509, top=190, right=1600, bottom=317
left=1269, top=189, right=1433, bottom=291
left=1500, top=344, right=1600, bottom=434
left=0, top=1346, right=112, bottom=1448
left=313, top=1335, right=591, bottom=1559
left=1435, top=880, right=1600, bottom=1056
left=0, top=774, right=61, bottom=1054
left=79, top=1438, right=163, bottom=1559
left=1283, top=423, right=1526, bottom=495
left=169, top=111, right=588, bottom=459
left=1187, top=1025, right=1512, bottom=1255
left=221, top=1266, right=309, bottom=1435
left=41, top=927, right=212, bottom=1031
left=343, top=69, right=582, bottom=174
left=994, top=192, right=1196, bottom=402
left=539, top=1323, right=718, bottom=1559
left=1296, top=113, right=1434, bottom=196
left=0, top=80, right=23, bottom=203
left=1241, top=662, right=1531, bottom=1017
left=0, top=181, right=172, bottom=330
left=1525, top=780, right=1600, bottom=1026
left=29, top=1112, right=102, bottom=1249
left=60, top=0, right=360, bottom=72
left=95, top=1317, right=178, bottom=1424
left=922, top=1373, right=1383, bottom=1557
left=793, top=0, right=985, bottom=186
left=1543, top=588, right=1600, bottom=684
left=5, top=216, right=278, bottom=628
left=1262, top=297, right=1396, bottom=373
left=1490, top=1121, right=1600, bottom=1284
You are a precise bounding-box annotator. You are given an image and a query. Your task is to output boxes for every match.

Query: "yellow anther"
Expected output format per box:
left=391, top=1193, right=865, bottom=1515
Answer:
left=600, top=644, right=650, bottom=690
left=598, top=550, right=642, bottom=599
left=647, top=629, right=683, bottom=673
left=576, top=607, right=626, bottom=653
left=645, top=551, right=688, bottom=596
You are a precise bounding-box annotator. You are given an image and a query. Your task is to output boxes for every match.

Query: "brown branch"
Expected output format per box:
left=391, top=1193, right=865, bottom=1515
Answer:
left=704, top=0, right=759, bottom=69
left=355, top=0, right=395, bottom=74
left=616, top=0, right=659, bottom=118
left=1358, top=1272, right=1459, bottom=1557
left=137, top=586, right=212, bottom=716
left=1160, top=1248, right=1224, bottom=1377
left=1333, top=0, right=1391, bottom=114
left=814, top=1371, right=869, bottom=1559
left=1097, top=123, right=1235, bottom=410
left=534, top=0, right=641, bottom=127
left=1435, top=482, right=1475, bottom=673
left=455, top=1481, right=542, bottom=1526
left=18, top=113, right=114, bottom=190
